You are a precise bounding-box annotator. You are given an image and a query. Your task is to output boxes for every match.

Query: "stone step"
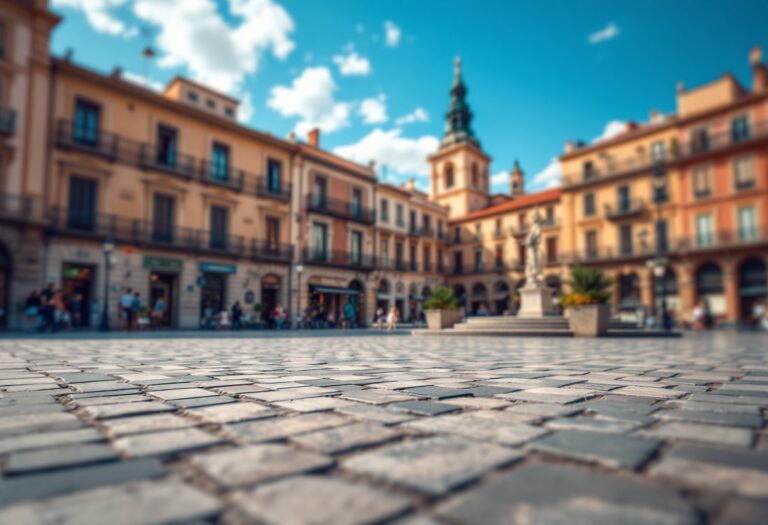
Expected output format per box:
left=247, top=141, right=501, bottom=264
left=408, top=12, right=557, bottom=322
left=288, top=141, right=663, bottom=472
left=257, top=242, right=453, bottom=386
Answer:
left=413, top=328, right=681, bottom=338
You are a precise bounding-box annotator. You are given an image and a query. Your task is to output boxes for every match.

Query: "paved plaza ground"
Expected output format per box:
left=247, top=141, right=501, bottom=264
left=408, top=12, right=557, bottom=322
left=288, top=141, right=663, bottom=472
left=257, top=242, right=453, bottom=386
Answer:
left=0, top=332, right=766, bottom=524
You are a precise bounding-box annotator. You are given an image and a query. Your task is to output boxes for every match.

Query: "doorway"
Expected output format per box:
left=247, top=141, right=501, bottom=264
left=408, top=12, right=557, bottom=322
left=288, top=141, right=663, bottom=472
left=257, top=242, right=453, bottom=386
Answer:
left=61, top=263, right=95, bottom=327
left=149, top=272, right=177, bottom=327
left=261, top=274, right=281, bottom=326
left=200, top=272, right=227, bottom=318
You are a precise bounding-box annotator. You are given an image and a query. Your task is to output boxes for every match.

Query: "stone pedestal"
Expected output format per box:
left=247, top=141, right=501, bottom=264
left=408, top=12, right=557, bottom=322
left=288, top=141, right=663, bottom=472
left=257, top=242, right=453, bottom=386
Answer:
left=518, top=286, right=556, bottom=318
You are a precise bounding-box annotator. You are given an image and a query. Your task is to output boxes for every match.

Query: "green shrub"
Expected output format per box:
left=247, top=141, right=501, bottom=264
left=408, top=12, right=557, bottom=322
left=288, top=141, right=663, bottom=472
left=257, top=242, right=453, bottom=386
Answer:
left=423, top=286, right=459, bottom=311
left=561, top=266, right=612, bottom=307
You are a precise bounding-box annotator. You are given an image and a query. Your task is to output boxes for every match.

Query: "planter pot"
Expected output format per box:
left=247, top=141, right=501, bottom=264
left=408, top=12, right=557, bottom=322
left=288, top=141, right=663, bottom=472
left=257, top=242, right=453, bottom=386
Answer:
left=425, top=309, right=461, bottom=330
left=568, top=304, right=610, bottom=337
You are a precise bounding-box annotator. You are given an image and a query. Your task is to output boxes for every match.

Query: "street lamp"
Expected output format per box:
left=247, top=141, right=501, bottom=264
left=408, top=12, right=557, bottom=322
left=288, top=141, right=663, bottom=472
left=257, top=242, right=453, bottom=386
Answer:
left=295, top=264, right=304, bottom=325
left=651, top=164, right=670, bottom=330
left=100, top=240, right=115, bottom=332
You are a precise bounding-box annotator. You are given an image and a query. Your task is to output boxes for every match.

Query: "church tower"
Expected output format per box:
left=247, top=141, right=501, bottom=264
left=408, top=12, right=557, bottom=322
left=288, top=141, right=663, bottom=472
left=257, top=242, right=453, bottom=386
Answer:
left=510, top=159, right=525, bottom=197
left=428, top=57, right=492, bottom=219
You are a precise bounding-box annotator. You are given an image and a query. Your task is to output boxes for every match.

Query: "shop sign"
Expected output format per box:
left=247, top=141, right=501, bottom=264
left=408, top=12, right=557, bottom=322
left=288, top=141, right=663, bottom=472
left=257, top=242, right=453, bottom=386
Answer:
left=199, top=262, right=237, bottom=274
left=143, top=256, right=183, bottom=272
left=244, top=290, right=255, bottom=304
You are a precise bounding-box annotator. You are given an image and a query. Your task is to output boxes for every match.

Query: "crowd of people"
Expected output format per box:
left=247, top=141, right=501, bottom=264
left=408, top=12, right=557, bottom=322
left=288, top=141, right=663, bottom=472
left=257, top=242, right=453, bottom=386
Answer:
left=24, top=283, right=86, bottom=332
left=295, top=300, right=358, bottom=330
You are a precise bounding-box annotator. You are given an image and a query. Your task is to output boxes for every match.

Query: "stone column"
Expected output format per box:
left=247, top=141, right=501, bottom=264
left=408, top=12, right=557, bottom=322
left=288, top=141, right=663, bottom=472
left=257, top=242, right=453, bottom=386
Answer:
left=722, top=258, right=739, bottom=324
left=676, top=262, right=696, bottom=320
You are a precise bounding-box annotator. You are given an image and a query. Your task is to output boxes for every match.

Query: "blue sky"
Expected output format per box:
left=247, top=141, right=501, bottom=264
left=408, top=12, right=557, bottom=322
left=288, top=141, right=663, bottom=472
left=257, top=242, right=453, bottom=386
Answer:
left=50, top=0, right=768, bottom=193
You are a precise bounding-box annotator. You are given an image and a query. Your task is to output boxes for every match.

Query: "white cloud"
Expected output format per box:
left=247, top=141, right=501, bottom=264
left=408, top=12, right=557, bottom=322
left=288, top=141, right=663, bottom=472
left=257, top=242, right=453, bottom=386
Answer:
left=529, top=158, right=561, bottom=190
left=237, top=92, right=255, bottom=123
left=491, top=171, right=509, bottom=187
left=592, top=119, right=626, bottom=143
left=333, top=50, right=371, bottom=76
left=395, top=107, right=429, bottom=126
left=358, top=95, right=388, bottom=124
left=268, top=66, right=352, bottom=135
left=122, top=71, right=163, bottom=92
left=588, top=22, right=620, bottom=44
left=384, top=20, right=401, bottom=47
left=52, top=0, right=136, bottom=37
left=131, top=0, right=295, bottom=94
left=334, top=128, right=439, bottom=181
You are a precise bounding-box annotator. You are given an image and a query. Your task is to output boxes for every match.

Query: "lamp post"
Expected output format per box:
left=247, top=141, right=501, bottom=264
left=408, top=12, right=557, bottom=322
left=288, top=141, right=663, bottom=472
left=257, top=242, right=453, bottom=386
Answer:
left=99, top=239, right=115, bottom=332
left=652, top=164, right=670, bottom=331
left=295, top=264, right=304, bottom=326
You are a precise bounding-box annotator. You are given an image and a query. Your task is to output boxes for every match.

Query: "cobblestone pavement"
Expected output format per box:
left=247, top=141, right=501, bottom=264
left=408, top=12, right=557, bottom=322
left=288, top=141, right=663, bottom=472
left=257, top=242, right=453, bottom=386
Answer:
left=0, top=332, right=767, bottom=524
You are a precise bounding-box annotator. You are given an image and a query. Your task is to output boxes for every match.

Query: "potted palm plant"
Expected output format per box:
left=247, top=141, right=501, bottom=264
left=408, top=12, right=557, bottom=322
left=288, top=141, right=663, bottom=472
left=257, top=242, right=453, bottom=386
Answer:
left=561, top=266, right=612, bottom=337
left=423, top=286, right=461, bottom=330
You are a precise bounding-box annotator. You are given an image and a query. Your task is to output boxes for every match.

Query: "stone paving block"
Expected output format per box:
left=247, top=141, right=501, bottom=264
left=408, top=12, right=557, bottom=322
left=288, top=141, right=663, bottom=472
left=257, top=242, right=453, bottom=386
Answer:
left=402, top=386, right=474, bottom=399
left=404, top=411, right=548, bottom=446
left=113, top=427, right=223, bottom=457
left=391, top=400, right=461, bottom=416
left=147, top=387, right=218, bottom=400
left=503, top=402, right=583, bottom=419
left=0, top=412, right=83, bottom=437
left=290, top=421, right=401, bottom=453
left=344, top=436, right=522, bottom=496
left=166, top=395, right=235, bottom=408
left=338, top=389, right=416, bottom=405
left=0, top=457, right=167, bottom=507
left=191, top=443, right=334, bottom=487
left=243, top=386, right=340, bottom=402
left=56, top=373, right=114, bottom=383
left=638, top=421, right=753, bottom=448
left=443, top=396, right=510, bottom=409
left=608, top=385, right=686, bottom=399
left=336, top=404, right=417, bottom=425
left=0, top=427, right=104, bottom=454
left=653, top=409, right=763, bottom=428
left=212, top=384, right=269, bottom=395
left=689, top=393, right=768, bottom=407
left=71, top=381, right=134, bottom=393
left=67, top=388, right=141, bottom=399
left=528, top=429, right=660, bottom=470
left=0, top=477, right=221, bottom=525
left=545, top=416, right=643, bottom=434
left=237, top=475, right=410, bottom=525
left=664, top=400, right=760, bottom=414
left=4, top=443, right=118, bottom=474
left=226, top=413, right=350, bottom=443
left=100, top=413, right=196, bottom=436
left=273, top=396, right=358, bottom=413
left=69, top=394, right=150, bottom=406
left=649, top=443, right=768, bottom=498
left=81, top=401, right=175, bottom=419
left=436, top=462, right=698, bottom=525
left=498, top=387, right=599, bottom=405
left=187, top=401, right=275, bottom=424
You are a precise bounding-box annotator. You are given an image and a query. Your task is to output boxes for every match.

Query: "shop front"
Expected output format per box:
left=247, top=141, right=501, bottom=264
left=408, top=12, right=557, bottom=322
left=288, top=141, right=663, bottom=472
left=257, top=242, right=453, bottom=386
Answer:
left=199, top=262, right=237, bottom=324
left=61, top=263, right=96, bottom=327
left=144, top=255, right=182, bottom=328
left=308, top=284, right=362, bottom=327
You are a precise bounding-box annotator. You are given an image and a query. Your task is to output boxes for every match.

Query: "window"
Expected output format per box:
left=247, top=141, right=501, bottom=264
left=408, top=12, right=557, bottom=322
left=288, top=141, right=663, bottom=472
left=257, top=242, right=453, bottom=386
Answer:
left=518, top=244, right=526, bottom=266
left=453, top=251, right=463, bottom=274
left=187, top=91, right=198, bottom=103
left=495, top=245, right=504, bottom=269
left=224, top=106, right=235, bottom=118
left=583, top=161, right=594, bottom=180
left=585, top=230, right=598, bottom=259
left=731, top=115, right=750, bottom=143
left=495, top=218, right=502, bottom=235
left=313, top=176, right=327, bottom=208
left=409, top=244, right=418, bottom=271
left=437, top=219, right=444, bottom=238
left=692, top=165, right=712, bottom=198
left=210, top=143, right=230, bottom=181
left=67, top=177, right=98, bottom=231
left=351, top=231, right=363, bottom=265
left=653, top=174, right=668, bottom=203
left=656, top=220, right=669, bottom=253
left=156, top=125, right=177, bottom=167
left=695, top=214, right=714, bottom=247
left=546, top=237, right=558, bottom=264
left=409, top=210, right=417, bottom=233
left=210, top=206, right=229, bottom=250
left=738, top=207, right=757, bottom=241
left=474, top=248, right=483, bottom=271
left=380, top=199, right=389, bottom=222
left=471, top=164, right=479, bottom=187
left=206, top=99, right=216, bottom=109
left=395, top=204, right=404, bottom=226
left=380, top=239, right=390, bottom=266
left=651, top=140, right=665, bottom=162
left=445, top=164, right=454, bottom=188
left=437, top=248, right=444, bottom=271
left=423, top=214, right=431, bottom=232
left=266, top=159, right=282, bottom=193
left=617, top=185, right=631, bottom=212
left=619, top=224, right=633, bottom=256
left=351, top=188, right=363, bottom=218
left=395, top=241, right=404, bottom=269
left=453, top=227, right=461, bottom=243
left=584, top=193, right=596, bottom=217
left=733, top=155, right=756, bottom=190
left=152, top=194, right=175, bottom=242
left=312, top=223, right=328, bottom=260
left=423, top=246, right=432, bottom=271
left=74, top=99, right=101, bottom=146
left=266, top=217, right=280, bottom=251
left=545, top=206, right=555, bottom=225
left=691, top=127, right=709, bottom=153
left=0, top=21, right=6, bottom=59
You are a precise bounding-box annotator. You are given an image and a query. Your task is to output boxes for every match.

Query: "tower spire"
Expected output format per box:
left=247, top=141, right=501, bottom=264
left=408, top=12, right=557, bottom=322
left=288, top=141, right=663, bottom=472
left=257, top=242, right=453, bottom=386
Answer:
left=441, top=56, right=479, bottom=150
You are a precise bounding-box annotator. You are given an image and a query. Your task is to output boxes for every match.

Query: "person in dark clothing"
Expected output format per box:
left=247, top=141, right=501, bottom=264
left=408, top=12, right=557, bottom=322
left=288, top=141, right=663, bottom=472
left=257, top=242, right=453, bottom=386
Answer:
left=24, top=291, right=41, bottom=331
left=231, top=301, right=243, bottom=330
left=39, top=283, right=56, bottom=332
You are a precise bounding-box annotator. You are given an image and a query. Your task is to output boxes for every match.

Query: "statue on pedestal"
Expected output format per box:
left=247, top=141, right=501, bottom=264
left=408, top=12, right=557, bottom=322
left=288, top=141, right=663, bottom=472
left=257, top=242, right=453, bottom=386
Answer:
left=524, top=207, right=543, bottom=289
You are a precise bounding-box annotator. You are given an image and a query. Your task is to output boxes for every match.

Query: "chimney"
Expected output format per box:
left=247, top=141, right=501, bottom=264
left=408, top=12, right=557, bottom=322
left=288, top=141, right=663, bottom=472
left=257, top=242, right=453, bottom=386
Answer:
left=564, top=139, right=574, bottom=154
left=750, top=46, right=767, bottom=92
left=676, top=81, right=685, bottom=94
left=402, top=178, right=416, bottom=191
left=287, top=131, right=296, bottom=143
left=308, top=128, right=320, bottom=148
left=649, top=109, right=661, bottom=124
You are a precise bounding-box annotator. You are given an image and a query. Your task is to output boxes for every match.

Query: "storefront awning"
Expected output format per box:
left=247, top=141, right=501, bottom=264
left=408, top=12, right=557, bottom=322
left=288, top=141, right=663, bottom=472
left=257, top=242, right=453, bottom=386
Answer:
left=310, top=285, right=361, bottom=296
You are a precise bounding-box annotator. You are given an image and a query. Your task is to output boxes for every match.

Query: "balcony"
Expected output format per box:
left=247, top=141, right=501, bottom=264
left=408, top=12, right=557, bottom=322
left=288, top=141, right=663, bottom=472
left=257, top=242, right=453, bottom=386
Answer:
left=562, top=119, right=768, bottom=188
left=408, top=224, right=420, bottom=237
left=200, top=162, right=245, bottom=191
left=251, top=239, right=293, bottom=262
left=56, top=120, right=118, bottom=160
left=302, top=248, right=375, bottom=270
left=510, top=224, right=529, bottom=237
left=420, top=226, right=435, bottom=238
left=676, top=227, right=768, bottom=252
left=306, top=195, right=375, bottom=225
left=200, top=231, right=246, bottom=255
left=0, top=194, right=46, bottom=223
left=542, top=217, right=560, bottom=229
left=256, top=177, right=292, bottom=202
left=139, top=144, right=196, bottom=179
left=0, top=107, right=16, bottom=136
left=493, top=229, right=506, bottom=239
left=561, top=244, right=655, bottom=264
left=604, top=199, right=646, bottom=220
left=408, top=260, right=419, bottom=272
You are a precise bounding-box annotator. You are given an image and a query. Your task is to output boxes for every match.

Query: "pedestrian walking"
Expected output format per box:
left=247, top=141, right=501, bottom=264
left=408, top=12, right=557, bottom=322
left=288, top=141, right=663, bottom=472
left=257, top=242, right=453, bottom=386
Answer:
left=386, top=305, right=399, bottom=331
left=24, top=291, right=40, bottom=332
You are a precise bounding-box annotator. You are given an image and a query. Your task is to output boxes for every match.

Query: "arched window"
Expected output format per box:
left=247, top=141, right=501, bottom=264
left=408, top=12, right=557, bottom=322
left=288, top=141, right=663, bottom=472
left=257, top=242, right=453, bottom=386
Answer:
left=445, top=164, right=455, bottom=189
left=471, top=163, right=479, bottom=188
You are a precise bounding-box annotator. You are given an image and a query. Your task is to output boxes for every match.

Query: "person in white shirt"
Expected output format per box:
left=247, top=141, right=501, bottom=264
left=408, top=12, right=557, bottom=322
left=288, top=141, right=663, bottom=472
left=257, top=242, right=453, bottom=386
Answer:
left=119, top=288, right=134, bottom=330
